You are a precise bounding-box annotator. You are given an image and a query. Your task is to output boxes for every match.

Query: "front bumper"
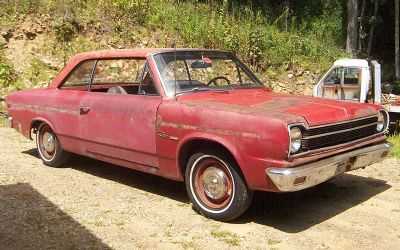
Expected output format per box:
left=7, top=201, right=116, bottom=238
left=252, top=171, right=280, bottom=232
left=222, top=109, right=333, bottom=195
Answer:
left=7, top=116, right=12, bottom=128
left=266, top=142, right=392, bottom=192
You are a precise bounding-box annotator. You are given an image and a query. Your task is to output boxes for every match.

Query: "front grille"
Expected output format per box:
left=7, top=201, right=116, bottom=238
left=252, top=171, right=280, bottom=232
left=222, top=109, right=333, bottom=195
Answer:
left=301, top=116, right=378, bottom=151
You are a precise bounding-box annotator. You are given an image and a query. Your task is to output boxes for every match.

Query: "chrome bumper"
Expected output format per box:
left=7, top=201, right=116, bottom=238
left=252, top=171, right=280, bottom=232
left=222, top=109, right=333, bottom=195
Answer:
left=6, top=116, right=12, bottom=128
left=266, top=142, right=392, bottom=192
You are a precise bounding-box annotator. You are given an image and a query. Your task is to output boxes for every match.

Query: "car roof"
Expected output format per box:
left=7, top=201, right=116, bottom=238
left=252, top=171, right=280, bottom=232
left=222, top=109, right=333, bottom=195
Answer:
left=70, top=48, right=229, bottom=61
left=49, top=48, right=230, bottom=89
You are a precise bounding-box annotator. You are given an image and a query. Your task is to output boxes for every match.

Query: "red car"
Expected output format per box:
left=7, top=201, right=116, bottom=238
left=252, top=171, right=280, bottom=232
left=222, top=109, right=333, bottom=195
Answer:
left=5, top=49, right=392, bottom=221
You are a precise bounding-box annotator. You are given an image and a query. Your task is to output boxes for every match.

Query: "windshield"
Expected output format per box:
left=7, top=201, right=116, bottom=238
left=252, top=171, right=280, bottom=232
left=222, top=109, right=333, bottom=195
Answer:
left=153, top=51, right=263, bottom=96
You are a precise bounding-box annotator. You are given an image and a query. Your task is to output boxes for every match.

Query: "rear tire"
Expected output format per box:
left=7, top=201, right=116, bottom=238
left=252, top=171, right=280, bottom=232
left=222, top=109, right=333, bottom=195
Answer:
left=185, top=150, right=253, bottom=221
left=36, top=123, right=69, bottom=167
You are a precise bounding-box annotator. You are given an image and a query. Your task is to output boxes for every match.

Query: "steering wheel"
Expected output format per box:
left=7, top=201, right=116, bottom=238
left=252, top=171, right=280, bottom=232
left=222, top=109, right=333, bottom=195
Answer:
left=206, top=76, right=231, bottom=86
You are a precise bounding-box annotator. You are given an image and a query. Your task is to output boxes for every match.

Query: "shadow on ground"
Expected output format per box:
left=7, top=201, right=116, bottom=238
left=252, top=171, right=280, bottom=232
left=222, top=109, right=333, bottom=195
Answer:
left=239, top=174, right=390, bottom=232
left=22, top=148, right=391, bottom=233
left=0, top=183, right=111, bottom=249
left=22, top=148, right=188, bottom=203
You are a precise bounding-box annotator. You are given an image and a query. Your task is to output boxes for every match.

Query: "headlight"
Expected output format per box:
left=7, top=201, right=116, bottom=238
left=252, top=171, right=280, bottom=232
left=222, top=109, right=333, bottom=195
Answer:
left=289, top=127, right=302, bottom=154
left=377, top=111, right=388, bottom=132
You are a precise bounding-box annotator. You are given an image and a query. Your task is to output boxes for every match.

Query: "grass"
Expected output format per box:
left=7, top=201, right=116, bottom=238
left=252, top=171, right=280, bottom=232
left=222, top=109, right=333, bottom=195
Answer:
left=172, top=240, right=198, bottom=249
left=164, top=229, right=173, bottom=237
left=388, top=135, right=400, bottom=159
left=267, top=239, right=281, bottom=245
left=211, top=228, right=240, bottom=247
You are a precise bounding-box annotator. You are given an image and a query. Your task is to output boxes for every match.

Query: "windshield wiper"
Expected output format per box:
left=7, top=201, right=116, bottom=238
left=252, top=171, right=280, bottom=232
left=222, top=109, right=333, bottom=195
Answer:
left=178, top=87, right=211, bottom=94
left=177, top=87, right=230, bottom=95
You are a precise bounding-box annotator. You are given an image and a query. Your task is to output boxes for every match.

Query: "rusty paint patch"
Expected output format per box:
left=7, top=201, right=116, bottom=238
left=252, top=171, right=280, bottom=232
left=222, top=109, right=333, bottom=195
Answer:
left=252, top=97, right=304, bottom=110
left=158, top=121, right=260, bottom=139
left=12, top=103, right=79, bottom=115
left=177, top=100, right=305, bottom=124
left=354, top=106, right=378, bottom=118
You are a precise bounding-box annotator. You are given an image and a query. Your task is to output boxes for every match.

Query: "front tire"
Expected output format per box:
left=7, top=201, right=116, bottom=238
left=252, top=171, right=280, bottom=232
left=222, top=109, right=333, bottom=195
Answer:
left=185, top=151, right=253, bottom=221
left=36, top=123, right=69, bottom=167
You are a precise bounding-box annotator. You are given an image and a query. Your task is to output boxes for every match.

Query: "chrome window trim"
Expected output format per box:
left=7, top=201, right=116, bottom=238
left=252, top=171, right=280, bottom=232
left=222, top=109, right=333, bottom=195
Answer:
left=150, top=53, right=170, bottom=97
left=150, top=50, right=264, bottom=97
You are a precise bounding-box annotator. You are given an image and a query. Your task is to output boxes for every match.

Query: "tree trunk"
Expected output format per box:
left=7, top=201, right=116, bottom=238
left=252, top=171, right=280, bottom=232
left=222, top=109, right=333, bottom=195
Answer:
left=396, top=0, right=400, bottom=79
left=367, top=0, right=380, bottom=57
left=358, top=0, right=367, bottom=52
left=346, top=0, right=358, bottom=53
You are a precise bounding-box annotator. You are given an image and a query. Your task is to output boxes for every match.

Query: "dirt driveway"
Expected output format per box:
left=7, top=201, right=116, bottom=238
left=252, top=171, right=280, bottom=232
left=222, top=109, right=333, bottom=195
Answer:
left=0, top=127, right=399, bottom=249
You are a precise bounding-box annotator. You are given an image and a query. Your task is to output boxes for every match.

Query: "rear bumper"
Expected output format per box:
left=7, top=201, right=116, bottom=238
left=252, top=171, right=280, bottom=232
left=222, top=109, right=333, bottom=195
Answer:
left=266, top=142, right=392, bottom=192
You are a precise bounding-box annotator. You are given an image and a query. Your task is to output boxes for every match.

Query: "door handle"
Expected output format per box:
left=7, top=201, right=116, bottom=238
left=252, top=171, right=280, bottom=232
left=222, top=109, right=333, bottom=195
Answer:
left=79, top=106, right=90, bottom=115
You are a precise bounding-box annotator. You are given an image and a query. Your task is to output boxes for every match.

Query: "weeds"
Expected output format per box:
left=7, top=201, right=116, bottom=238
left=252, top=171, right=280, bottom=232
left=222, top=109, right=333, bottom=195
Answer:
left=388, top=135, right=400, bottom=159
left=211, top=228, right=240, bottom=247
left=0, top=52, right=16, bottom=88
left=53, top=18, right=75, bottom=43
left=1, top=0, right=350, bottom=90
left=267, top=239, right=281, bottom=245
left=25, top=57, right=58, bottom=87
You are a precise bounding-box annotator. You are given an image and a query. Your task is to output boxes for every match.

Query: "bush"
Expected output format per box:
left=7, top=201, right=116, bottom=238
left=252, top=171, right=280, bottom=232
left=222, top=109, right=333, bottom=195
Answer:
left=53, top=18, right=74, bottom=43
left=0, top=53, right=15, bottom=88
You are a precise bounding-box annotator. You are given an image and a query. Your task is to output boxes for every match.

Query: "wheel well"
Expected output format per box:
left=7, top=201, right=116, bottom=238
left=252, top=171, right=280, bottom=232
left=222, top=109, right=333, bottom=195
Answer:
left=178, top=139, right=245, bottom=182
left=30, top=120, right=44, bottom=139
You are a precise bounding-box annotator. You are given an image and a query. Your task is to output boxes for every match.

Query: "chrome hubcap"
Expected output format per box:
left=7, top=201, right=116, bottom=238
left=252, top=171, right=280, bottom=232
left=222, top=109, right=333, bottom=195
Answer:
left=202, top=166, right=228, bottom=199
left=42, top=132, right=55, bottom=153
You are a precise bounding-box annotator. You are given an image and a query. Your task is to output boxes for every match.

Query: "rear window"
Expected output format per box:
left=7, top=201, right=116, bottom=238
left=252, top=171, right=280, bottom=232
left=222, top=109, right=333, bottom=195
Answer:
left=92, top=59, right=144, bottom=85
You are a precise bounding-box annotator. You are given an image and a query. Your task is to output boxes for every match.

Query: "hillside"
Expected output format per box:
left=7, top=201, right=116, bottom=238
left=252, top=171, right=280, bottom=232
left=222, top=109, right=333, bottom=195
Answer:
left=0, top=0, right=350, bottom=98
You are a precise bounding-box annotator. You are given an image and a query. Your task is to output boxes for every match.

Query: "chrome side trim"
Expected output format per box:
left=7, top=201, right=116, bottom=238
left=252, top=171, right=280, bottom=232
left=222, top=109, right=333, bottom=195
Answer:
left=267, top=142, right=392, bottom=192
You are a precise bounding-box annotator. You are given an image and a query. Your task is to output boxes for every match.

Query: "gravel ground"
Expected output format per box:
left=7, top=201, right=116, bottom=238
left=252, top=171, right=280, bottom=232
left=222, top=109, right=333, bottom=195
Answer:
left=0, top=127, right=399, bottom=249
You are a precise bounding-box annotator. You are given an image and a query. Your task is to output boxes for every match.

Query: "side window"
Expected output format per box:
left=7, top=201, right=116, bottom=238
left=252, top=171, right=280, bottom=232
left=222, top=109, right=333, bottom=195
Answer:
left=139, top=64, right=159, bottom=95
left=324, top=67, right=360, bottom=85
left=92, top=59, right=143, bottom=84
left=61, top=60, right=96, bottom=90
left=324, top=67, right=341, bottom=84
left=343, top=67, right=359, bottom=85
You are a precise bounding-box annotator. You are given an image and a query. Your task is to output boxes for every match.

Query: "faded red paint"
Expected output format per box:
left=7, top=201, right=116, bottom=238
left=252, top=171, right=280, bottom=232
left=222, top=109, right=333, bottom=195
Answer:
left=5, top=49, right=387, bottom=192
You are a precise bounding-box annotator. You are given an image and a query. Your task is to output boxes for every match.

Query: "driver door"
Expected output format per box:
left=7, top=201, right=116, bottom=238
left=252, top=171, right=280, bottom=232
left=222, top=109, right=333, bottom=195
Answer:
left=80, top=59, right=162, bottom=170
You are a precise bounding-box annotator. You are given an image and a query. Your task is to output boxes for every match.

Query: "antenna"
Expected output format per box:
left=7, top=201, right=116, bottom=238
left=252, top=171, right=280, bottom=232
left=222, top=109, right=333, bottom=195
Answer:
left=173, top=40, right=177, bottom=101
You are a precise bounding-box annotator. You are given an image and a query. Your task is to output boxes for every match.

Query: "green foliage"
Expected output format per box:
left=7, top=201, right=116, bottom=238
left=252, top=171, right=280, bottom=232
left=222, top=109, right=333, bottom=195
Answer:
left=0, top=0, right=45, bottom=16
left=392, top=80, right=400, bottom=95
left=53, top=18, right=74, bottom=43
left=25, top=57, right=58, bottom=87
left=0, top=53, right=16, bottom=88
left=1, top=0, right=350, bottom=86
left=143, top=0, right=348, bottom=72
left=106, top=0, right=150, bottom=25
left=388, top=135, right=400, bottom=159
left=248, top=29, right=264, bottom=69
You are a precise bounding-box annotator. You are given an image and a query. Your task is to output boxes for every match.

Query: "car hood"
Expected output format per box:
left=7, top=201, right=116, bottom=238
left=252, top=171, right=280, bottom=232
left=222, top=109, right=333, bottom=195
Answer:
left=177, top=89, right=380, bottom=126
